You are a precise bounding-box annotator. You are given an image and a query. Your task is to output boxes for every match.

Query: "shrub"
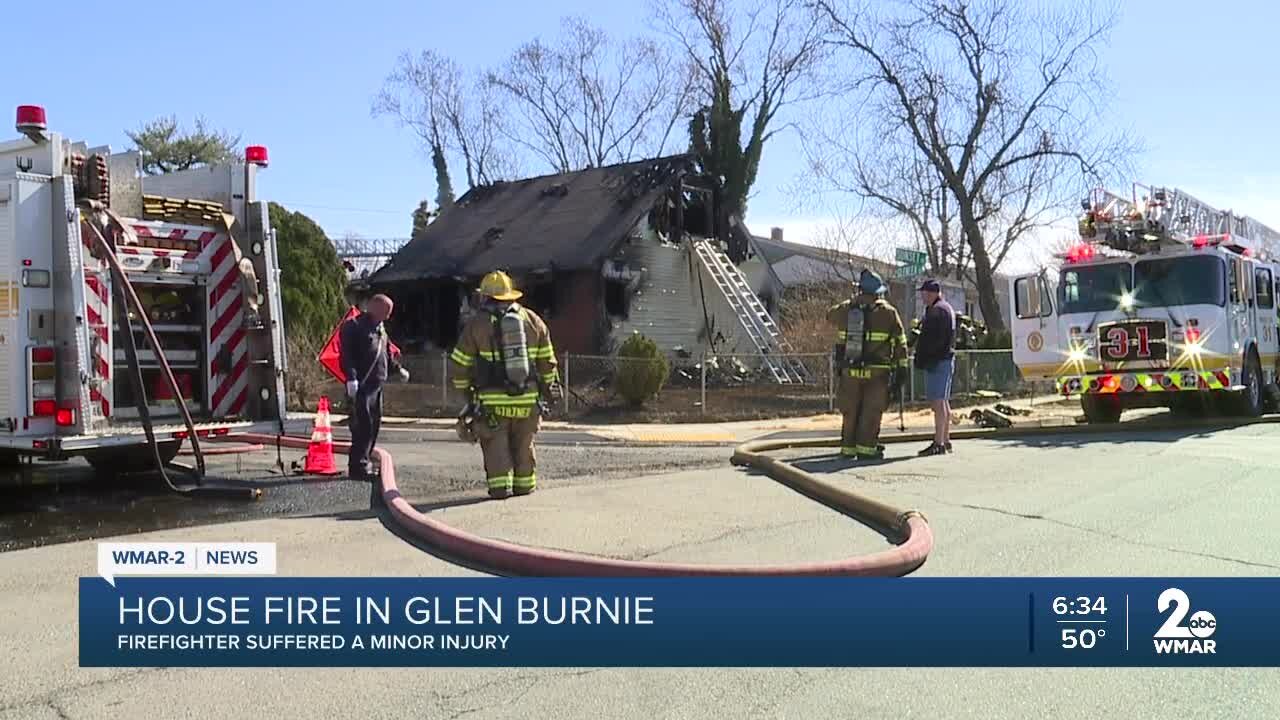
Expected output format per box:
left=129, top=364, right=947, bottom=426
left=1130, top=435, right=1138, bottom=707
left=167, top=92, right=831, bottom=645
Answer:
left=614, top=333, right=670, bottom=407
left=978, top=329, right=1013, bottom=350
left=285, top=331, right=338, bottom=412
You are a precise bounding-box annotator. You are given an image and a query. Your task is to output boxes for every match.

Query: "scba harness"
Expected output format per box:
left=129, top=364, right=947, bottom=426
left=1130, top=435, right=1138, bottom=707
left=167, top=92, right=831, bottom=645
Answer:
left=472, top=303, right=539, bottom=423
left=835, top=302, right=874, bottom=371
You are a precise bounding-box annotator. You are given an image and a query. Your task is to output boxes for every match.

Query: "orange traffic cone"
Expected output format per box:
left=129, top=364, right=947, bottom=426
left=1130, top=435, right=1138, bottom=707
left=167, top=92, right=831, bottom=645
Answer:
left=304, top=396, right=341, bottom=476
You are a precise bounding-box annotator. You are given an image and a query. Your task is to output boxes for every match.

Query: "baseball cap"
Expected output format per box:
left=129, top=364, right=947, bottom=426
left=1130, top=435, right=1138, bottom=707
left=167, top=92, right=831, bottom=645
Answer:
left=918, top=279, right=941, bottom=293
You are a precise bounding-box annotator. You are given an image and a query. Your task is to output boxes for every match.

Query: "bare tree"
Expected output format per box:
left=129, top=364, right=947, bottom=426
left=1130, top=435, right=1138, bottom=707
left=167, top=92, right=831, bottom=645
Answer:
left=487, top=17, right=697, bottom=173
left=808, top=0, right=1138, bottom=333
left=374, top=50, right=516, bottom=190
left=805, top=122, right=967, bottom=278
left=655, top=0, right=826, bottom=218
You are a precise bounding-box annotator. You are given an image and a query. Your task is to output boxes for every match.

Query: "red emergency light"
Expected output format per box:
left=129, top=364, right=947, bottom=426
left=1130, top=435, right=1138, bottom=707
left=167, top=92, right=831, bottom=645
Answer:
left=32, top=399, right=56, bottom=417
left=55, top=407, right=75, bottom=427
left=1065, top=244, right=1096, bottom=263
left=245, top=145, right=269, bottom=167
left=30, top=347, right=56, bottom=364
left=16, top=105, right=47, bottom=134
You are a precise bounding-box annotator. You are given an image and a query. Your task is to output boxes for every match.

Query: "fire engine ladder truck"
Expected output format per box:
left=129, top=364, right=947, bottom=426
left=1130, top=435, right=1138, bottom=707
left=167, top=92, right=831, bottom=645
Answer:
left=1083, top=184, right=1280, bottom=258
left=691, top=238, right=810, bottom=384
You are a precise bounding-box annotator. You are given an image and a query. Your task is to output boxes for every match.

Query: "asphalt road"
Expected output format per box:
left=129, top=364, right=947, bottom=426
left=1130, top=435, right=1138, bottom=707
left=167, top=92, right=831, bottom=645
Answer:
left=2, top=424, right=1278, bottom=719
left=0, top=429, right=728, bottom=552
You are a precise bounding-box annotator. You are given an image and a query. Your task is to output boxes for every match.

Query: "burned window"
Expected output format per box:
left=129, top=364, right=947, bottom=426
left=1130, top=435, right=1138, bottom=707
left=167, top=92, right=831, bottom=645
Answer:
left=602, top=259, right=643, bottom=320
left=605, top=280, right=630, bottom=319
left=526, top=281, right=556, bottom=318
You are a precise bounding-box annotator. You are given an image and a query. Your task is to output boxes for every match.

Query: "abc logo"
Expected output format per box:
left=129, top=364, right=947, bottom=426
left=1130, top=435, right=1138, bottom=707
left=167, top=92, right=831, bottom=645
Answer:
left=1187, top=610, right=1217, bottom=639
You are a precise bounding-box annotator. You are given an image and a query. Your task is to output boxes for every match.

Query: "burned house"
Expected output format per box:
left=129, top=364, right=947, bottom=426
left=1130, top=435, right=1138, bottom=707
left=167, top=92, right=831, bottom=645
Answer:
left=362, top=155, right=804, bottom=380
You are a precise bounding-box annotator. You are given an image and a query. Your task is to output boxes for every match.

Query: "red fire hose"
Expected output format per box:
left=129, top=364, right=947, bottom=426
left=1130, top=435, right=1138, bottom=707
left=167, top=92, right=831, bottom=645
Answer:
left=223, top=433, right=933, bottom=577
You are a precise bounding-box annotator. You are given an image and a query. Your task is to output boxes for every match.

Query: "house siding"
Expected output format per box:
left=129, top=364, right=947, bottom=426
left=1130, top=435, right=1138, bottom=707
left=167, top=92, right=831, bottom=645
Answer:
left=606, top=224, right=761, bottom=357
left=608, top=231, right=705, bottom=353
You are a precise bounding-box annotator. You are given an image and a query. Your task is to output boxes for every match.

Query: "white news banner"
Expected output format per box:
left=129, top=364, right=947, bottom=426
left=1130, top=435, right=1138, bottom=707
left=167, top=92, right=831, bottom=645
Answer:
left=97, top=542, right=277, bottom=587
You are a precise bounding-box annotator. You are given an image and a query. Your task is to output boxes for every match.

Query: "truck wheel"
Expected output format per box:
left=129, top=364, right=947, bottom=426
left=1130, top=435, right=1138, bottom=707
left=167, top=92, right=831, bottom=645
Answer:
left=85, top=441, right=182, bottom=476
left=1232, top=352, right=1264, bottom=418
left=1081, top=395, right=1122, bottom=424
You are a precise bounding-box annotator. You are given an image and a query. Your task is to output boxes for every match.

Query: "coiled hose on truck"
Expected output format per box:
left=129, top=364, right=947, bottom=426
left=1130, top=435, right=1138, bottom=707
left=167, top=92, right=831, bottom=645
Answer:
left=84, top=209, right=259, bottom=501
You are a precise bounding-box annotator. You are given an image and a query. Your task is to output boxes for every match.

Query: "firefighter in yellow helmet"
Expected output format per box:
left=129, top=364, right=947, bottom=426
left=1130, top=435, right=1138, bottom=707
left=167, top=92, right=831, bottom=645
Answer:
left=449, top=271, right=562, bottom=499
left=826, top=269, right=908, bottom=461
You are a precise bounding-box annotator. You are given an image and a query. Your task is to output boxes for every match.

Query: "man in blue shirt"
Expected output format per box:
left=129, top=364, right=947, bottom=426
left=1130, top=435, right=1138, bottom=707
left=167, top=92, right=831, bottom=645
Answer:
left=914, top=280, right=956, bottom=456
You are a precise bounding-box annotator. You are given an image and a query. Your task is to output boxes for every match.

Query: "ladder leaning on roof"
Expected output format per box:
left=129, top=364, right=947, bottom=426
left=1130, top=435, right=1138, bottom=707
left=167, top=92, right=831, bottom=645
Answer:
left=691, top=238, right=810, bottom=384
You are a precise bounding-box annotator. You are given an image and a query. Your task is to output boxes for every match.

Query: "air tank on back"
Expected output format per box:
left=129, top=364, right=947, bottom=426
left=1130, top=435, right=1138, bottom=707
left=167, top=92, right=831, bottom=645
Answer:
left=500, top=305, right=531, bottom=389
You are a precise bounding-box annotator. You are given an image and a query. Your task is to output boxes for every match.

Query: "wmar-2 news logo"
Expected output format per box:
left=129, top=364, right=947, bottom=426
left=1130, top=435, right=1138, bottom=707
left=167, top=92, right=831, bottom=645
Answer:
left=1153, top=587, right=1217, bottom=655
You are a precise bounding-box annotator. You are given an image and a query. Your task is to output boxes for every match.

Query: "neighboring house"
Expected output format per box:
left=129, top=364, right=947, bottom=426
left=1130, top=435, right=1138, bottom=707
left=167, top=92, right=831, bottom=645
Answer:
left=743, top=230, right=1012, bottom=328
left=361, top=155, right=786, bottom=362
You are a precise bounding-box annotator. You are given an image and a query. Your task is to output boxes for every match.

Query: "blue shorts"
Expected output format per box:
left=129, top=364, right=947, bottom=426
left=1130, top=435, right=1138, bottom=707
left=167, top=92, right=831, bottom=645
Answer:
left=925, top=356, right=954, bottom=401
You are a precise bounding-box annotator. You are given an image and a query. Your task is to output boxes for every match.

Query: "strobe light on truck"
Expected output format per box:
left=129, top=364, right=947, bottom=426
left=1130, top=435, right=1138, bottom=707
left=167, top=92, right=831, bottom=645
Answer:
left=1012, top=183, right=1280, bottom=423
left=26, top=345, right=73, bottom=426
left=0, top=104, right=306, bottom=470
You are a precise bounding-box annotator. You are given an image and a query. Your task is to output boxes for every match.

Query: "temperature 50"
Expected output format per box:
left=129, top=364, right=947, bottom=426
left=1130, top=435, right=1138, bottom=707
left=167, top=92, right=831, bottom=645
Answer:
left=1062, top=627, right=1105, bottom=649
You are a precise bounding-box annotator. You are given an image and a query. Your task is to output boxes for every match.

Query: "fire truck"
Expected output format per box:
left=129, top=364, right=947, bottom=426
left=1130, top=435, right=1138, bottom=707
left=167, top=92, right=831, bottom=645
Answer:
left=1011, top=184, right=1280, bottom=423
left=0, top=105, right=305, bottom=472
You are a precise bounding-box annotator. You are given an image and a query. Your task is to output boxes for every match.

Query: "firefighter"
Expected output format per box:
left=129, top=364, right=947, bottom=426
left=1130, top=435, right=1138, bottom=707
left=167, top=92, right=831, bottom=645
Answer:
left=826, top=269, right=909, bottom=460
left=450, top=271, right=563, bottom=499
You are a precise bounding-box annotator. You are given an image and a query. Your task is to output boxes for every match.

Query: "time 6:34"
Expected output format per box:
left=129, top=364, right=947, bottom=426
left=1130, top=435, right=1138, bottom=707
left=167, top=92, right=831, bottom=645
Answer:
left=1053, top=596, right=1108, bottom=616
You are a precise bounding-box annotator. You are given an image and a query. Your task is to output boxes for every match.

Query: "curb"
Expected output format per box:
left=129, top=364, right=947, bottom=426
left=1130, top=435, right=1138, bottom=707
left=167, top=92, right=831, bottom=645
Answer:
left=750, top=413, right=1280, bottom=447
left=224, top=433, right=933, bottom=578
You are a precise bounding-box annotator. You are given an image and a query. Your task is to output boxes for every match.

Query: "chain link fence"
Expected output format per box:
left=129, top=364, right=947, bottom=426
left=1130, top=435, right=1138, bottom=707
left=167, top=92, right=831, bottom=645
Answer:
left=380, top=349, right=1051, bottom=422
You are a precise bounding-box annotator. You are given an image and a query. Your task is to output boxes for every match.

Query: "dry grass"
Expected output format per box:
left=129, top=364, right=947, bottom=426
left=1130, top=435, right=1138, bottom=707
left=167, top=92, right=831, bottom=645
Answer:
left=284, top=333, right=341, bottom=412
left=779, top=283, right=849, bottom=354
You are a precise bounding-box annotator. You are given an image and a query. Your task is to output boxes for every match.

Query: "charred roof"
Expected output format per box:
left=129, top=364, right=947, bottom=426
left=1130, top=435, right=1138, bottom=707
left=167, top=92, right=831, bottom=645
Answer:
left=367, top=154, right=700, bottom=284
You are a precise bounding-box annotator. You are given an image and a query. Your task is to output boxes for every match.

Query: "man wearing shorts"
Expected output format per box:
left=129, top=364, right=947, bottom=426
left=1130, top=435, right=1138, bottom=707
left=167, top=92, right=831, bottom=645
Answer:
left=914, top=280, right=956, bottom=456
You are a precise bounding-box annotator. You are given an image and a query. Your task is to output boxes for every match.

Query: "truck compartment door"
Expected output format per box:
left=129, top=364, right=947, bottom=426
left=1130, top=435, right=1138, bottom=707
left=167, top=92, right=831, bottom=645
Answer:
left=1011, top=271, right=1061, bottom=379
left=50, top=176, right=92, bottom=434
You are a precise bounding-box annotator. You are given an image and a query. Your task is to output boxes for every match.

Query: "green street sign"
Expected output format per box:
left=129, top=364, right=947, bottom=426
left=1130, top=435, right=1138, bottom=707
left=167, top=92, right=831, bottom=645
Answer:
left=895, top=248, right=927, bottom=265
left=894, top=263, right=924, bottom=279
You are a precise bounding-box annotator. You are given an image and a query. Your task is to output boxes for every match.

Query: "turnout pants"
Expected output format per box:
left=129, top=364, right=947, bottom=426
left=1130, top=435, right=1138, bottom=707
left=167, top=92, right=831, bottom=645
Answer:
left=474, top=408, right=541, bottom=496
left=836, top=371, right=890, bottom=457
left=348, top=386, right=383, bottom=476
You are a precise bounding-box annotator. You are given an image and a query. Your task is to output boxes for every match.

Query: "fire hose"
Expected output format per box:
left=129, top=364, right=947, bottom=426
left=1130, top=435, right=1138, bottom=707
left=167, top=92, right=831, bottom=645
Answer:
left=223, top=433, right=932, bottom=577
left=84, top=209, right=259, bottom=501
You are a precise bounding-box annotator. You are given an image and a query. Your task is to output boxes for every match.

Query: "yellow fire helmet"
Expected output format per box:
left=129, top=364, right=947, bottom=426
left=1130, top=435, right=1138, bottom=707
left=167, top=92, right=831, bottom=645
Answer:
left=478, top=270, right=523, bottom=302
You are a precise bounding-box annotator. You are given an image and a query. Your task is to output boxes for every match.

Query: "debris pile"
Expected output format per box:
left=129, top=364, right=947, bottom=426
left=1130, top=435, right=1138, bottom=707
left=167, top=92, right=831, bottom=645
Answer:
left=969, top=402, right=1035, bottom=429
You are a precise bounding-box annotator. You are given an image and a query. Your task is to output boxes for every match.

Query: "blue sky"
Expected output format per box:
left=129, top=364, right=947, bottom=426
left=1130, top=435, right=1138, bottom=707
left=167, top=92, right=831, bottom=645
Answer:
left=6, top=0, right=1277, bottom=274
